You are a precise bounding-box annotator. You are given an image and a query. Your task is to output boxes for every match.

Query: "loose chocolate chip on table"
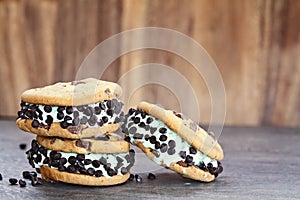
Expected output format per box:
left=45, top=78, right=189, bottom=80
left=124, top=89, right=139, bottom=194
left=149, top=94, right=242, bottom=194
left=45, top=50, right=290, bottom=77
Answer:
left=129, top=174, right=134, bottom=181
left=135, top=174, right=142, bottom=183
left=95, top=170, right=103, bottom=177
left=19, top=143, right=27, bottom=150
left=189, top=147, right=197, bottom=154
left=31, top=177, right=43, bottom=186
left=148, top=173, right=156, bottom=180
left=19, top=179, right=26, bottom=187
left=31, top=120, right=39, bottom=128
left=159, top=135, right=167, bottom=142
left=160, top=143, right=168, bottom=153
left=159, top=127, right=167, bottom=134
left=44, top=105, right=52, bottom=113
left=0, top=173, right=2, bottom=180
left=9, top=178, right=18, bottom=185
left=179, top=151, right=186, bottom=159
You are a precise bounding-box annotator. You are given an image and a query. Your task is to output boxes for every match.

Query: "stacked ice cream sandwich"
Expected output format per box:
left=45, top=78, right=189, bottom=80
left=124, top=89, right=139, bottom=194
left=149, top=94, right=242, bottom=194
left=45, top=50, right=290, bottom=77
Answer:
left=16, top=78, right=135, bottom=186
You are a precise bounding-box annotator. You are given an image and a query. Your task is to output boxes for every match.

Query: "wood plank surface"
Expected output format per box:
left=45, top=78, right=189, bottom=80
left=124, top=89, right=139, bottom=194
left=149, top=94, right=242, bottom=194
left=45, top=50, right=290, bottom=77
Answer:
left=0, top=0, right=299, bottom=127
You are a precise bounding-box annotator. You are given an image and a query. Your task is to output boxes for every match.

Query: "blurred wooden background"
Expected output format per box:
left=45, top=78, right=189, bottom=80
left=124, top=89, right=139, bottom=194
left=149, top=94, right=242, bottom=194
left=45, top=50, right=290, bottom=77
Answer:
left=0, top=0, right=299, bottom=127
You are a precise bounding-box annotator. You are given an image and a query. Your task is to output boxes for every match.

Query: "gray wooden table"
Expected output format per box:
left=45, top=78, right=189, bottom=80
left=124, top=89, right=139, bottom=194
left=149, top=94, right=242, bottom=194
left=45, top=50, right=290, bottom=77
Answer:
left=0, top=119, right=299, bottom=200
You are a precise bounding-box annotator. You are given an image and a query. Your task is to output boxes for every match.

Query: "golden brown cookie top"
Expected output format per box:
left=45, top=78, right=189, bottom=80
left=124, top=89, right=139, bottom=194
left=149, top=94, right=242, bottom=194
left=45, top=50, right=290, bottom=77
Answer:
left=137, top=101, right=224, bottom=161
left=21, top=78, right=122, bottom=106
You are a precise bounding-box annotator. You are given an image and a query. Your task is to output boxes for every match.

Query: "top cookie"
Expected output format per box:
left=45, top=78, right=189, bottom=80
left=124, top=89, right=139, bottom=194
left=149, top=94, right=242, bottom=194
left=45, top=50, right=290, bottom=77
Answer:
left=21, top=78, right=122, bottom=106
left=137, top=102, right=224, bottom=161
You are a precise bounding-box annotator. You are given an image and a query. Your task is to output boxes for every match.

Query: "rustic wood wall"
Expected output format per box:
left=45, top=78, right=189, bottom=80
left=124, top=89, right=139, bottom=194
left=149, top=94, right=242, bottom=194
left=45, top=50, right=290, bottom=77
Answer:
left=0, top=0, right=299, bottom=127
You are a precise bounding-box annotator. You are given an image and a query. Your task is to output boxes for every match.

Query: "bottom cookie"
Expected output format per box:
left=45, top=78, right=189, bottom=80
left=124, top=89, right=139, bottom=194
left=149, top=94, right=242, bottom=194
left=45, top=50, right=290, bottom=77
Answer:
left=40, top=166, right=130, bottom=186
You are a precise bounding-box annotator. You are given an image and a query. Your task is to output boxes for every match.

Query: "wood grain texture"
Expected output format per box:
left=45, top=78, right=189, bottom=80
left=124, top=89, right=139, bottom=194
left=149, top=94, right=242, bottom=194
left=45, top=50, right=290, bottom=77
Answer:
left=0, top=0, right=299, bottom=127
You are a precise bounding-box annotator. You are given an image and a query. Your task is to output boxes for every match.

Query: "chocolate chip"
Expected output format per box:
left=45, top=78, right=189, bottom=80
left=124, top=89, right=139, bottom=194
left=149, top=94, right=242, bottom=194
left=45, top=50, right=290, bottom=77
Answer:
left=80, top=116, right=88, bottom=124
left=185, top=155, right=193, bottom=163
left=97, top=119, right=104, bottom=126
left=140, top=111, right=146, bottom=119
left=92, top=160, right=100, bottom=168
left=155, top=141, right=161, bottom=149
left=64, top=115, right=72, bottom=121
left=135, top=174, right=142, bottom=183
left=58, top=165, right=66, bottom=171
left=57, top=112, right=64, bottom=120
left=22, top=171, right=31, bottom=179
left=133, top=133, right=143, bottom=139
left=45, top=115, right=53, bottom=126
left=151, top=150, right=160, bottom=158
left=124, top=136, right=131, bottom=143
left=78, top=168, right=87, bottom=174
left=51, top=161, right=59, bottom=167
left=19, top=143, right=27, bottom=150
left=83, top=107, right=93, bottom=116
left=207, top=163, right=213, bottom=170
left=105, top=88, right=111, bottom=94
left=102, top=116, right=108, bottom=123
left=177, top=161, right=188, bottom=167
left=149, top=136, right=156, bottom=144
left=66, top=106, right=73, bottom=114
left=76, top=154, right=85, bottom=161
left=59, top=157, right=67, bottom=165
left=73, top=110, right=79, bottom=118
left=44, top=105, right=52, bottom=113
left=99, top=157, right=107, bottom=165
left=160, top=143, right=168, bottom=153
left=9, top=178, right=18, bottom=185
left=144, top=134, right=150, bottom=141
left=106, top=109, right=114, bottom=117
left=25, top=110, right=33, bottom=118
left=106, top=100, right=113, bottom=109
left=133, top=117, right=140, bottom=124
left=77, top=106, right=84, bottom=112
left=148, top=173, right=156, bottom=180
left=18, top=179, right=26, bottom=187
left=95, top=170, right=103, bottom=177
left=38, top=146, right=47, bottom=157
left=189, top=147, right=197, bottom=154
left=217, top=165, right=223, bottom=174
left=128, top=127, right=137, bottom=134
left=198, top=162, right=207, bottom=171
left=31, top=120, right=39, bottom=128
left=30, top=171, right=37, bottom=178
left=159, top=127, right=167, bottom=134
left=99, top=102, right=106, bottom=110
left=76, top=140, right=90, bottom=149
left=43, top=157, right=50, bottom=164
left=68, top=156, right=76, bottom=165
left=94, top=107, right=101, bottom=115
left=121, top=167, right=128, bottom=175
left=60, top=121, right=69, bottom=129
left=57, top=106, right=65, bottom=113
left=107, top=168, right=117, bottom=176
left=34, top=154, right=42, bottom=163
left=129, top=173, right=134, bottom=181
left=179, top=151, right=186, bottom=159
left=167, top=148, right=175, bottom=155
left=87, top=168, right=95, bottom=176
left=168, top=140, right=176, bottom=148
left=31, top=177, right=42, bottom=186
left=73, top=117, right=80, bottom=126
left=150, top=127, right=157, bottom=134
left=67, top=165, right=77, bottom=173
left=159, top=135, right=167, bottom=142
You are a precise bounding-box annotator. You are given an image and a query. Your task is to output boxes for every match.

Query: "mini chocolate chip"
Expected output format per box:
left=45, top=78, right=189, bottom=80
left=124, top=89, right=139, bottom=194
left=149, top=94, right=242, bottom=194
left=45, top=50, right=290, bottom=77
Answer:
left=160, top=143, right=168, bottom=153
left=34, top=154, right=42, bottom=163
left=124, top=136, right=131, bottom=142
left=66, top=106, right=73, bottom=114
left=144, top=134, right=150, bottom=141
left=159, top=135, right=167, bottom=142
left=155, top=141, right=161, bottom=149
left=149, top=136, right=156, bottom=144
left=22, top=171, right=31, bottom=179
left=59, top=157, right=67, bottom=165
left=107, top=168, right=117, bottom=176
left=102, top=116, right=108, bottom=123
left=73, top=117, right=80, bottom=126
left=138, top=122, right=146, bottom=127
left=121, top=167, right=128, bottom=175
left=207, top=163, right=213, bottom=170
left=94, top=107, right=101, bottom=115
left=218, top=165, right=223, bottom=174
left=68, top=156, right=76, bottom=165
left=57, top=112, right=64, bottom=120
left=51, top=161, right=59, bottom=167
left=133, top=133, right=143, bottom=139
left=86, top=168, right=95, bottom=176
left=144, top=125, right=150, bottom=131
left=45, top=115, right=53, bottom=126
left=97, top=119, right=104, bottom=126
left=78, top=168, right=87, bottom=174
left=179, top=151, right=186, bottom=159
left=128, top=127, right=137, bottom=134
left=53, top=152, right=62, bottom=160
left=146, top=117, right=153, bottom=124
left=189, top=147, right=197, bottom=154
left=167, top=148, right=175, bottom=155
left=31, top=120, right=39, bottom=128
left=106, top=100, right=113, bottom=109
left=133, top=117, right=140, bottom=124
left=150, top=127, right=157, bottom=134
left=76, top=154, right=85, bottom=161
left=44, top=105, right=52, bottom=113
left=105, top=88, right=111, bottom=94
left=95, top=170, right=103, bottom=177
left=84, top=159, right=92, bottom=165
left=43, top=157, right=50, bottom=164
left=25, top=110, right=33, bottom=118
left=168, top=140, right=176, bottom=148
left=114, top=117, right=120, bottom=123
left=128, top=108, right=135, bottom=115
left=92, top=160, right=100, bottom=168
left=19, top=143, right=27, bottom=150
left=148, top=173, right=156, bottom=180
left=58, top=165, right=66, bottom=171
left=159, top=127, right=167, bottom=134
left=38, top=146, right=47, bottom=157
left=76, top=140, right=90, bottom=149
left=99, top=102, right=106, bottom=110
left=185, top=155, right=193, bottom=163
left=88, top=118, right=96, bottom=126
left=67, top=165, right=77, bottom=173
left=129, top=173, right=134, bottom=181
left=83, top=107, right=93, bottom=116
left=135, top=174, right=142, bottom=183
left=60, top=121, right=69, bottom=129
left=177, top=161, right=188, bottom=167
left=64, top=115, right=72, bottom=121
left=57, top=106, right=65, bottom=113
left=77, top=106, right=84, bottom=112
left=18, top=179, right=26, bottom=187
left=73, top=110, right=79, bottom=118
left=9, top=178, right=18, bottom=185
left=80, top=116, right=88, bottom=124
